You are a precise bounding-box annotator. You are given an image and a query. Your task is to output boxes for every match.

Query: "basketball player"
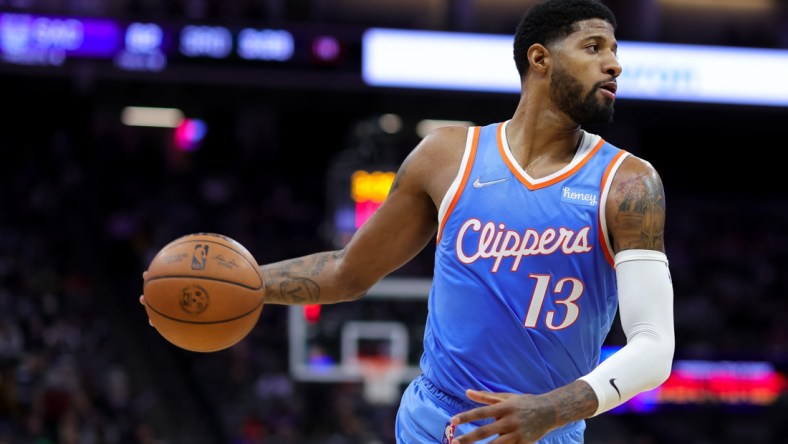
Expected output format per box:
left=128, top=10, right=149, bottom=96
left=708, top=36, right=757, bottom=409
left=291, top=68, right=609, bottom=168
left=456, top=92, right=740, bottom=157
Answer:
left=142, top=0, right=674, bottom=442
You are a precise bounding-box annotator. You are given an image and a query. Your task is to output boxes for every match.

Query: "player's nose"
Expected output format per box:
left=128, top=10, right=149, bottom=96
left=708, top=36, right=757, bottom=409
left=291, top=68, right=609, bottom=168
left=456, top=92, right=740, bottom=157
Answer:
left=604, top=52, right=622, bottom=78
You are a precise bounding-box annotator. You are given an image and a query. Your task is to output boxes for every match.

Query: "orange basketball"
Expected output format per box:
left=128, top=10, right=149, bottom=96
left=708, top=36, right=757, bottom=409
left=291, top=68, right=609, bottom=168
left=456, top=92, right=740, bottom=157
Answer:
left=142, top=232, right=265, bottom=352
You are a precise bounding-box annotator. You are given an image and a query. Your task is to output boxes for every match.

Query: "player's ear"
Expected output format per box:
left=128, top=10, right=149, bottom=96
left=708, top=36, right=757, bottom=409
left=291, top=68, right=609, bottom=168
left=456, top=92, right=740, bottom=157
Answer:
left=528, top=43, right=550, bottom=75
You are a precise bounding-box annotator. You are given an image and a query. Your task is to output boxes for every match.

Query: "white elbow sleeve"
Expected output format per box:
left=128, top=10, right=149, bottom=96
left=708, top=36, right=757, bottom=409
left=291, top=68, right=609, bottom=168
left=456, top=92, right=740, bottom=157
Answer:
left=579, top=249, right=675, bottom=416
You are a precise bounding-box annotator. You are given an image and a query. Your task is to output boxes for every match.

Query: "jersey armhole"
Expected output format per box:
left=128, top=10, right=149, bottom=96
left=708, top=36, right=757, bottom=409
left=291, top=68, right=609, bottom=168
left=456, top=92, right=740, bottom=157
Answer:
left=598, top=150, right=630, bottom=267
left=436, top=126, right=480, bottom=243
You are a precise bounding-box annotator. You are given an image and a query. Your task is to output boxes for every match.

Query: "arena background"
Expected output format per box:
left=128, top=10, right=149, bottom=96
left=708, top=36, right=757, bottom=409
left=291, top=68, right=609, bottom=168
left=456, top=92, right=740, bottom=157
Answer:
left=2, top=0, right=788, bottom=443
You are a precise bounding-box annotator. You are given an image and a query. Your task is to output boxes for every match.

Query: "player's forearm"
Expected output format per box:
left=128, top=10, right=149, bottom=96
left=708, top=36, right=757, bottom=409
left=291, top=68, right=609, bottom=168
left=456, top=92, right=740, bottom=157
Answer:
left=579, top=250, right=674, bottom=415
left=259, top=250, right=366, bottom=305
left=539, top=379, right=600, bottom=428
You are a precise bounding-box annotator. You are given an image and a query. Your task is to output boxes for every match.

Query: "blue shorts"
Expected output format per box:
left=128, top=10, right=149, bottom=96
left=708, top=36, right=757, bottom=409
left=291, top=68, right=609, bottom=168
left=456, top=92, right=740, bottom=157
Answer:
left=395, top=375, right=585, bottom=444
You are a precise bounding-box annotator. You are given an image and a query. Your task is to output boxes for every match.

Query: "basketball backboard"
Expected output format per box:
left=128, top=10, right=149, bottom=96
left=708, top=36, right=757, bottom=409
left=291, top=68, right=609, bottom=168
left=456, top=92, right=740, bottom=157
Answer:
left=288, top=277, right=431, bottom=402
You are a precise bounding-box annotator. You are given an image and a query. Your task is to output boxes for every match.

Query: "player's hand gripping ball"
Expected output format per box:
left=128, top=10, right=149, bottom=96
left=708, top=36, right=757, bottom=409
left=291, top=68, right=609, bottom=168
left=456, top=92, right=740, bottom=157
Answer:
left=142, top=233, right=265, bottom=352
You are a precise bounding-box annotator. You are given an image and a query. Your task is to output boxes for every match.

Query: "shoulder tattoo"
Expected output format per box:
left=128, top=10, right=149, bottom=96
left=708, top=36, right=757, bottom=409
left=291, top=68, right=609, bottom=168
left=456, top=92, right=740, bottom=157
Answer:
left=610, top=171, right=666, bottom=251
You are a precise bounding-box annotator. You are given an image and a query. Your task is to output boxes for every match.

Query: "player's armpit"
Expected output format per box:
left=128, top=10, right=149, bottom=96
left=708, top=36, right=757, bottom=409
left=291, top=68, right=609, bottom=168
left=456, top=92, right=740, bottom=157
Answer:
left=605, top=155, right=666, bottom=254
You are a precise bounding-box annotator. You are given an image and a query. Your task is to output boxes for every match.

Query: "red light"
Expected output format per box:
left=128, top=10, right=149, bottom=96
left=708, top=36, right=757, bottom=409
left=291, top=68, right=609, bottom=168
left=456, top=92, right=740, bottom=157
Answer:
left=303, top=304, right=321, bottom=324
left=355, top=200, right=381, bottom=229
left=174, top=118, right=207, bottom=151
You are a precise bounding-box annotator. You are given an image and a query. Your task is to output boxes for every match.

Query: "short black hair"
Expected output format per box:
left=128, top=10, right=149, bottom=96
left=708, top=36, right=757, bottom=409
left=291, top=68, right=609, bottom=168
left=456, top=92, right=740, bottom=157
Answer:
left=513, top=0, right=617, bottom=77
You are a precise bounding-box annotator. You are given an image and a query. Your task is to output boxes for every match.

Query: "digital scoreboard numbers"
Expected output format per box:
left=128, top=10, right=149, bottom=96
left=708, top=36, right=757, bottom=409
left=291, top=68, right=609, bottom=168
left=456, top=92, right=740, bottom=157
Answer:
left=176, top=24, right=295, bottom=64
left=237, top=28, right=294, bottom=61
left=0, top=13, right=170, bottom=70
left=0, top=12, right=121, bottom=66
left=351, top=169, right=395, bottom=229
left=0, top=12, right=346, bottom=72
left=115, top=22, right=168, bottom=72
left=178, top=25, right=233, bottom=59
left=330, top=167, right=396, bottom=248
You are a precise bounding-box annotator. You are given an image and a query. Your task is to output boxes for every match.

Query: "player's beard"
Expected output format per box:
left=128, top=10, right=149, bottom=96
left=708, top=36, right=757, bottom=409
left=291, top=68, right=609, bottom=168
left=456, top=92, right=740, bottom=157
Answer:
left=550, top=64, right=614, bottom=125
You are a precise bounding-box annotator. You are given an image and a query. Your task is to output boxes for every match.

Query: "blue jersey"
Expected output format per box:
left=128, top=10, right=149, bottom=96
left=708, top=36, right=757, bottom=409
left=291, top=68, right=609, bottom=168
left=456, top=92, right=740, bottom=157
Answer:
left=420, top=120, right=630, bottom=399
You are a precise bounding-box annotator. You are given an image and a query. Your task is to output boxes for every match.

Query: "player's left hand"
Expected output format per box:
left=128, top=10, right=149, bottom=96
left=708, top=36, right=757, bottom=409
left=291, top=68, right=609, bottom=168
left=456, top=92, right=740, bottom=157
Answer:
left=139, top=271, right=154, bottom=327
left=450, top=389, right=554, bottom=444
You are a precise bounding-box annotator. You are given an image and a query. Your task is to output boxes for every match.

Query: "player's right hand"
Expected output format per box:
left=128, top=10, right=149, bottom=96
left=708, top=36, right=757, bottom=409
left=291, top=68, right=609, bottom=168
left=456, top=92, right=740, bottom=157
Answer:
left=450, top=389, right=551, bottom=444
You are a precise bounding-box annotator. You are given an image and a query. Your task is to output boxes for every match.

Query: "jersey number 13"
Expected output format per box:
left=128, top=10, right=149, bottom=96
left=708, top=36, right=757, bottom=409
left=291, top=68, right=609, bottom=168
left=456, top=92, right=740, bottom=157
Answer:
left=523, top=274, right=583, bottom=330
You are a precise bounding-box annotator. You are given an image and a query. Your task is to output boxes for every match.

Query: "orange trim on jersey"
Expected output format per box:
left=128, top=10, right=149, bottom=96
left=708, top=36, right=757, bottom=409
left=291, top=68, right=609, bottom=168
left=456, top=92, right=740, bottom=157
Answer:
left=598, top=149, right=629, bottom=268
left=497, top=124, right=607, bottom=191
left=436, top=126, right=480, bottom=244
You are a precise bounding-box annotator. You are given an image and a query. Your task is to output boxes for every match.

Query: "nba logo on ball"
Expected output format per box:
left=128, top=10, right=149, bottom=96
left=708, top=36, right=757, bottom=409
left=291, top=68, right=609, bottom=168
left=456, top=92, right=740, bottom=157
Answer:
left=192, top=244, right=209, bottom=270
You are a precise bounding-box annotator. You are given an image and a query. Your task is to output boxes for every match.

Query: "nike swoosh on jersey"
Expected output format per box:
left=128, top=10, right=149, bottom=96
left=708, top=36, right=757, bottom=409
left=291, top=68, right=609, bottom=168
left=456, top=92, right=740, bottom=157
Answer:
left=472, top=177, right=509, bottom=188
left=609, top=378, right=621, bottom=399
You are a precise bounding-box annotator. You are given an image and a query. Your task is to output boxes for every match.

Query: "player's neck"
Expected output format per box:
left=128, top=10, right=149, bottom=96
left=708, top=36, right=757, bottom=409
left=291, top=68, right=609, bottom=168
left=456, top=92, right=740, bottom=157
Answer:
left=506, top=106, right=583, bottom=176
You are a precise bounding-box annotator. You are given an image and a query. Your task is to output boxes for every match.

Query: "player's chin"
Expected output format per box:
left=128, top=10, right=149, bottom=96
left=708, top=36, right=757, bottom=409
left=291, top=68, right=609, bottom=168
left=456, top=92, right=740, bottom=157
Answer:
left=603, top=101, right=615, bottom=117
left=597, top=95, right=615, bottom=110
left=581, top=106, right=614, bottom=125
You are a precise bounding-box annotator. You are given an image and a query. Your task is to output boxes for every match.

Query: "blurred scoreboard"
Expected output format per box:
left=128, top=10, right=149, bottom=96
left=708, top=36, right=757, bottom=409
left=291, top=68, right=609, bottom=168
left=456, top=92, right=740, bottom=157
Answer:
left=328, top=166, right=397, bottom=248
left=0, top=12, right=358, bottom=73
left=6, top=12, right=788, bottom=106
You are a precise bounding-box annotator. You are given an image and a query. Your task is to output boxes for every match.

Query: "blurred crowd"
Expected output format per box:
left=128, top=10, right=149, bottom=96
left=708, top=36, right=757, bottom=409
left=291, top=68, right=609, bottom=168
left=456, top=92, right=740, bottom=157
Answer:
left=1, top=80, right=788, bottom=444
left=0, top=109, right=154, bottom=442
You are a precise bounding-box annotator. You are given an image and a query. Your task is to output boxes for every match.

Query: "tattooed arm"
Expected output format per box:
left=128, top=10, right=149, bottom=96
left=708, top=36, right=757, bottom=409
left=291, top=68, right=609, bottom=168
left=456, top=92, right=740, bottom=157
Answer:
left=259, top=160, right=437, bottom=305
left=606, top=155, right=666, bottom=254
left=259, top=251, right=350, bottom=305
left=570, top=154, right=674, bottom=416
left=259, top=127, right=468, bottom=305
